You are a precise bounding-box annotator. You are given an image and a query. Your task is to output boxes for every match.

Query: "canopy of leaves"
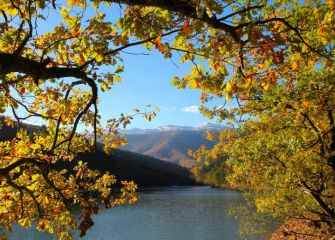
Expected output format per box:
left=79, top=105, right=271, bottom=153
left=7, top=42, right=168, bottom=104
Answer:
left=0, top=0, right=334, bottom=238
left=185, top=0, right=335, bottom=233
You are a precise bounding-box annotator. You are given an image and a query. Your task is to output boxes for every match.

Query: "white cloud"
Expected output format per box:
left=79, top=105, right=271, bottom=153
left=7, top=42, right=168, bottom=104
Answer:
left=182, top=105, right=199, bottom=113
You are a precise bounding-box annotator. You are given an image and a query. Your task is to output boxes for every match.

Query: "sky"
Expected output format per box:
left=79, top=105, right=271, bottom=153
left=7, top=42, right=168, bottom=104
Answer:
left=98, top=47, right=226, bottom=129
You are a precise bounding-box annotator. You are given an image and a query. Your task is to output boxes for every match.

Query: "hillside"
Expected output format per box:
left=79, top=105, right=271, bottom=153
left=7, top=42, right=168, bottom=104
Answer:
left=79, top=149, right=195, bottom=187
left=0, top=120, right=195, bottom=187
left=123, top=123, right=226, bottom=168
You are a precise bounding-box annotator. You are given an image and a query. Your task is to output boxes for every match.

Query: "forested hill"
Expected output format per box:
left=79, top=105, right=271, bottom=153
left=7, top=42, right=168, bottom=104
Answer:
left=0, top=120, right=195, bottom=187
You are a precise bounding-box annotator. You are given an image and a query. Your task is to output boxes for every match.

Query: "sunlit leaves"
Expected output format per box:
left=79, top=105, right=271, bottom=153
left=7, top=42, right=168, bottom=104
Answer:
left=0, top=0, right=156, bottom=237
left=67, top=0, right=85, bottom=7
left=0, top=1, right=18, bottom=16
left=0, top=0, right=334, bottom=238
left=194, top=65, right=335, bottom=226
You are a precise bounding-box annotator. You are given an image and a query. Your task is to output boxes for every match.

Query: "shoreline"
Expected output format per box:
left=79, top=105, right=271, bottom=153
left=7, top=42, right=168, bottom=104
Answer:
left=270, top=214, right=335, bottom=240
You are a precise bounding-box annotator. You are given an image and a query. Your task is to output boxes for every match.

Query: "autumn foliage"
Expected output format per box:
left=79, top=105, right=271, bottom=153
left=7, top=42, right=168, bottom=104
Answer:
left=0, top=0, right=335, bottom=239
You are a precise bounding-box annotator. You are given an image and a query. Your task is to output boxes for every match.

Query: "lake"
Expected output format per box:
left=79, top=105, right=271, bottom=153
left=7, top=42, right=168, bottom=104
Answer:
left=10, top=186, right=277, bottom=240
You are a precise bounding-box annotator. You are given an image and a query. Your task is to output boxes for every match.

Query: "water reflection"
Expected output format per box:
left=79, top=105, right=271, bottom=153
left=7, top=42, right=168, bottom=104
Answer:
left=10, top=186, right=275, bottom=240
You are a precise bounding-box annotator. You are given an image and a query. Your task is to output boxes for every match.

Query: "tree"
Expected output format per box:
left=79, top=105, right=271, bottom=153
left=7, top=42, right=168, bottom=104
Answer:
left=0, top=0, right=334, bottom=238
left=185, top=0, right=335, bottom=234
left=192, top=71, right=335, bottom=231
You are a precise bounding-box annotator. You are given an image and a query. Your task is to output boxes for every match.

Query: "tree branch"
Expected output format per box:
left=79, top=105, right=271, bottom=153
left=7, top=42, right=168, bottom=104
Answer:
left=301, top=181, right=335, bottom=219
left=326, top=107, right=335, bottom=170
left=5, top=174, right=42, bottom=216
left=235, top=17, right=333, bottom=61
left=218, top=5, right=265, bottom=22
left=13, top=0, right=33, bottom=55
left=54, top=76, right=98, bottom=152
left=0, top=158, right=38, bottom=175
left=0, top=157, right=70, bottom=211
left=104, top=0, right=241, bottom=42
left=11, top=97, right=57, bottom=120
left=0, top=53, right=84, bottom=79
left=50, top=80, right=84, bottom=153
left=168, top=46, right=238, bottom=67
left=80, top=29, right=180, bottom=69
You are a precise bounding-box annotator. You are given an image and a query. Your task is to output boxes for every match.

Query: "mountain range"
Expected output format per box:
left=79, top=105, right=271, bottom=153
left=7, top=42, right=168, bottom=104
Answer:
left=124, top=122, right=226, bottom=134
left=122, top=123, right=226, bottom=168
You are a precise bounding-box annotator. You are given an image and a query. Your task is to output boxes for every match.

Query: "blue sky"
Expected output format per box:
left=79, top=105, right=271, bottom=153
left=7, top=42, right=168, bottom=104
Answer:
left=99, top=47, right=224, bottom=129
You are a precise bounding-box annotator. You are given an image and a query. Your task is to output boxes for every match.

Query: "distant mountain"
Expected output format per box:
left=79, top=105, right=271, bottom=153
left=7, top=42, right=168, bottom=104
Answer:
left=123, top=123, right=227, bottom=168
left=125, top=122, right=226, bottom=134
left=196, top=122, right=227, bottom=130
left=0, top=119, right=195, bottom=187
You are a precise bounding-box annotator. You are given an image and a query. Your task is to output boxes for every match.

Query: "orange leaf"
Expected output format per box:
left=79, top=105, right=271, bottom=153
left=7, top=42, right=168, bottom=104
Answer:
left=182, top=20, right=191, bottom=34
left=61, top=114, right=66, bottom=121
left=19, top=88, right=25, bottom=95
left=154, top=35, right=166, bottom=53
left=11, top=147, right=18, bottom=156
left=214, top=62, right=221, bottom=71
left=289, top=79, right=295, bottom=89
left=154, top=35, right=161, bottom=48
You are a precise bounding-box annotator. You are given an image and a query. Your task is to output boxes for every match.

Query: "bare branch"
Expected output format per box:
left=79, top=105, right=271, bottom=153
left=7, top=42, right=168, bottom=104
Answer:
left=11, top=97, right=57, bottom=120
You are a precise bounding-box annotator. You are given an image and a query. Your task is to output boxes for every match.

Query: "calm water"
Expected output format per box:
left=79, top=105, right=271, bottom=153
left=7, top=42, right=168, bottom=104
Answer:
left=10, top=186, right=276, bottom=240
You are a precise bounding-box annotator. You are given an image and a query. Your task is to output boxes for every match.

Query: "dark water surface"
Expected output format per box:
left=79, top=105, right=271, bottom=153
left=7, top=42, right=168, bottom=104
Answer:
left=10, top=186, right=276, bottom=240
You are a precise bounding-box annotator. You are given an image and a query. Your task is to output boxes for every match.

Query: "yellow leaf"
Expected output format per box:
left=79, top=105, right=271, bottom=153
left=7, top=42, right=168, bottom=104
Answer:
left=7, top=7, right=17, bottom=16
left=18, top=218, right=30, bottom=228
left=60, top=6, right=69, bottom=16
left=1, top=2, right=17, bottom=16
left=67, top=0, right=78, bottom=6
left=261, top=82, right=270, bottom=91
left=31, top=174, right=40, bottom=182
left=101, top=83, right=109, bottom=92
left=96, top=54, right=104, bottom=63
left=206, top=131, right=215, bottom=142
left=189, top=79, right=201, bottom=89
left=292, top=62, right=299, bottom=71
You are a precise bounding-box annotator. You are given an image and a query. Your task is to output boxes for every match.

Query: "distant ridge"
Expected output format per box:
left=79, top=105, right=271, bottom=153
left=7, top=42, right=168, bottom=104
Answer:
left=123, top=123, right=227, bottom=168
left=125, top=122, right=227, bottom=134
